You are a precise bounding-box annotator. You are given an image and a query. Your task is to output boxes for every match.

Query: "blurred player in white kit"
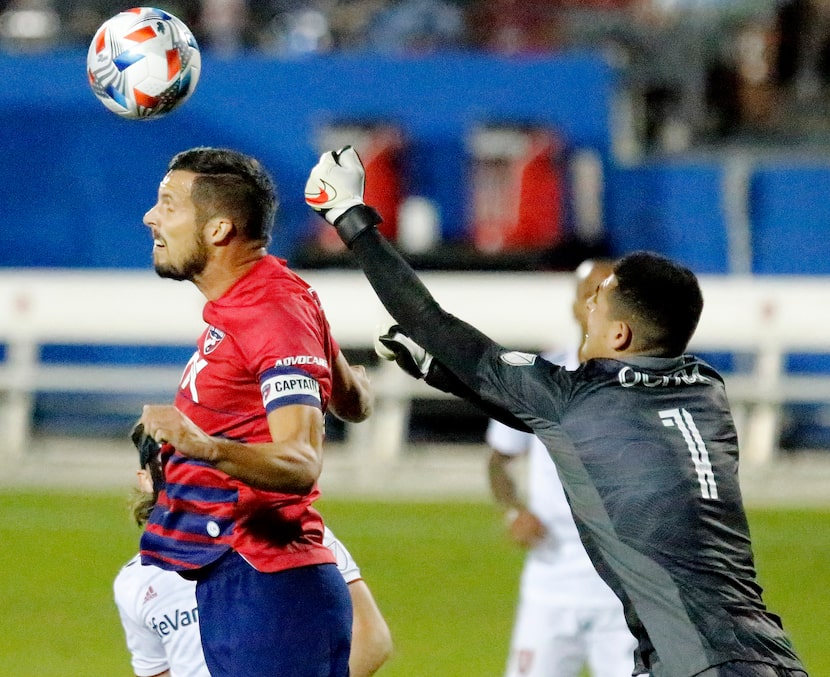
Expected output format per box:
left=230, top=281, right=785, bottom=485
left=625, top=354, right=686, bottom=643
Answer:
left=487, top=259, right=636, bottom=677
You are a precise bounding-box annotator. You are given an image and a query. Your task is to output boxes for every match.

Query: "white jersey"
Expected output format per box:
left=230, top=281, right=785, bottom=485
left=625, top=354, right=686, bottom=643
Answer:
left=114, top=553, right=206, bottom=677
left=486, top=348, right=622, bottom=608
left=114, top=526, right=361, bottom=677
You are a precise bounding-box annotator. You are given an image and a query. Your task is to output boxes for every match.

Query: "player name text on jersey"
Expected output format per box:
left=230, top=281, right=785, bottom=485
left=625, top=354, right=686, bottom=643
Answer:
left=617, top=364, right=714, bottom=389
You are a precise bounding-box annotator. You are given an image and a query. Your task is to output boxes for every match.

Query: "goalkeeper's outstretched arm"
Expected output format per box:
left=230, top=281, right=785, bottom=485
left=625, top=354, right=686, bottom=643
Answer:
left=425, top=359, right=531, bottom=433
left=376, top=325, right=530, bottom=433
left=353, top=227, right=490, bottom=380
left=305, top=146, right=494, bottom=393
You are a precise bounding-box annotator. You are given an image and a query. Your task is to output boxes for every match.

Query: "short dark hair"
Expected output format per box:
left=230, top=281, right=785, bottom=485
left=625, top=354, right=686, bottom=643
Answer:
left=168, top=147, right=277, bottom=246
left=611, top=251, right=703, bottom=356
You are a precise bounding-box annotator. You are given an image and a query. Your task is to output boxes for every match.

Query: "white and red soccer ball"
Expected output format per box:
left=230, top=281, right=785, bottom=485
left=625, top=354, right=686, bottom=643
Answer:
left=87, top=7, right=201, bottom=120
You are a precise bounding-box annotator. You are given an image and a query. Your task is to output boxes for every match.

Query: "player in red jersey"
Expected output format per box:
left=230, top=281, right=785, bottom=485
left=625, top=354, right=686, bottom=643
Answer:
left=136, top=147, right=374, bottom=677
left=117, top=427, right=393, bottom=677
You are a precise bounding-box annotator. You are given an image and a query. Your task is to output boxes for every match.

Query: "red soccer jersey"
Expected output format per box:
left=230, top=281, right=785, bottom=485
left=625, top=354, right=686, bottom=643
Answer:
left=141, top=256, right=340, bottom=573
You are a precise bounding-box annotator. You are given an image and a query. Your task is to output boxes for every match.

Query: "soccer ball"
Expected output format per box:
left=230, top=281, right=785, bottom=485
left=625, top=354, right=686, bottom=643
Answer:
left=86, top=7, right=201, bottom=120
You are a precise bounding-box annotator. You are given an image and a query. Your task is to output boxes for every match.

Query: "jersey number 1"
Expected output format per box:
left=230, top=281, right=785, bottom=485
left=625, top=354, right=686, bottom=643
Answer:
left=659, top=408, right=718, bottom=499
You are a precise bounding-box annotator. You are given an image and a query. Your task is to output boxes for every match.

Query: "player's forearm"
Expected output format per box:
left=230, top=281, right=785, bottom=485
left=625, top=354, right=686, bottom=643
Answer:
left=306, top=150, right=491, bottom=387
left=140, top=404, right=323, bottom=493
left=349, top=624, right=393, bottom=677
left=348, top=580, right=394, bottom=677
left=206, top=437, right=322, bottom=494
left=329, top=354, right=374, bottom=423
left=330, top=382, right=373, bottom=423
left=349, top=228, right=490, bottom=384
left=487, top=452, right=522, bottom=509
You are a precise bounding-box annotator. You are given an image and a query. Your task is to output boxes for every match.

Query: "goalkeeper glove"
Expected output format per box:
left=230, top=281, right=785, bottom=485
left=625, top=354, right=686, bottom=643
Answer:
left=375, top=324, right=433, bottom=379
left=304, top=146, right=382, bottom=245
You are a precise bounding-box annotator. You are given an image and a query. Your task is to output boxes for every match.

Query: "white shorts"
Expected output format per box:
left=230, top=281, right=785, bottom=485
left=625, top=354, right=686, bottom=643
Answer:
left=504, top=596, right=636, bottom=677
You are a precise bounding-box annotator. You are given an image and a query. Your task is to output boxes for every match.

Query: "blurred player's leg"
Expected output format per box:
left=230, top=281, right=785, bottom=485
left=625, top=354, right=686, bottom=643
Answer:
left=504, top=600, right=585, bottom=677
left=584, top=605, right=637, bottom=677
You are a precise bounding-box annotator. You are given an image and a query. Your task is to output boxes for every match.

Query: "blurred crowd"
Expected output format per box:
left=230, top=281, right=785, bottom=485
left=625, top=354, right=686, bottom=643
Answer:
left=2, top=0, right=830, bottom=148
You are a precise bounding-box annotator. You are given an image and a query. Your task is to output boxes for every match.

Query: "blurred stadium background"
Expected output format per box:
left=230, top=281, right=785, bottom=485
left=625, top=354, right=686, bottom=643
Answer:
left=1, top=0, right=830, bottom=675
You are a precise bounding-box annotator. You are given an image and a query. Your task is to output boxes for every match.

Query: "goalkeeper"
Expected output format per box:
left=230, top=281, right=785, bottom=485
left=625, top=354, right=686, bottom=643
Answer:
left=304, top=147, right=808, bottom=677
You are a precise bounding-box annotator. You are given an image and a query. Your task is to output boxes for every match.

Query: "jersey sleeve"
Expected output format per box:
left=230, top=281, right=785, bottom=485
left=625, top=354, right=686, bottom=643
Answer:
left=323, top=526, right=362, bottom=584
left=237, top=291, right=336, bottom=414
left=113, top=568, right=170, bottom=677
left=425, top=360, right=531, bottom=432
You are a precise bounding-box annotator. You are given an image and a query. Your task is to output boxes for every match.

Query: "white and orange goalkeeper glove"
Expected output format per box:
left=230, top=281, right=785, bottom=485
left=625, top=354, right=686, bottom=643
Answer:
left=304, top=146, right=382, bottom=245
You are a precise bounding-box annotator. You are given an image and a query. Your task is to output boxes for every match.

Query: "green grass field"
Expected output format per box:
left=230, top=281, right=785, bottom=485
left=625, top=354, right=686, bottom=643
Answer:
left=0, top=491, right=827, bottom=676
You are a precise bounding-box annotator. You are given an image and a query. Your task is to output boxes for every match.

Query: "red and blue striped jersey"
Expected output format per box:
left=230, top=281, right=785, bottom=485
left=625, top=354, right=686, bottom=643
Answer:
left=141, top=256, right=339, bottom=573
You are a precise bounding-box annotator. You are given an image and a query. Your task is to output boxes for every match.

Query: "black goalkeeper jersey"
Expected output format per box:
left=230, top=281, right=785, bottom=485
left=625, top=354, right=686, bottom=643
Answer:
left=476, top=349, right=802, bottom=675
left=348, top=228, right=807, bottom=677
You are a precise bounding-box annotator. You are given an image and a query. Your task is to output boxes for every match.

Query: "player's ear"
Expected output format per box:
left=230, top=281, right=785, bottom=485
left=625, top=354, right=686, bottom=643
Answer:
left=610, top=320, right=633, bottom=352
left=206, top=217, right=234, bottom=244
left=136, top=469, right=153, bottom=493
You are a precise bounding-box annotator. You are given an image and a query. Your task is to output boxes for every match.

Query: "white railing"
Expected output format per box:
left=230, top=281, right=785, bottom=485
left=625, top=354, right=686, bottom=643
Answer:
left=1, top=269, right=829, bottom=464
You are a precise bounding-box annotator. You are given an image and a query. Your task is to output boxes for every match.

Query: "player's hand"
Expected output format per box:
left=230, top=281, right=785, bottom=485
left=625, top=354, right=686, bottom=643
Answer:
left=305, top=146, right=367, bottom=224
left=305, top=146, right=383, bottom=245
left=506, top=508, right=548, bottom=549
left=375, top=324, right=433, bottom=379
left=138, top=404, right=217, bottom=464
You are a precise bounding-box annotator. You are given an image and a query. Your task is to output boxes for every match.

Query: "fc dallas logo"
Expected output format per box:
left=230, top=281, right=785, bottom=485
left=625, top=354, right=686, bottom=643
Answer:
left=203, top=326, right=225, bottom=355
